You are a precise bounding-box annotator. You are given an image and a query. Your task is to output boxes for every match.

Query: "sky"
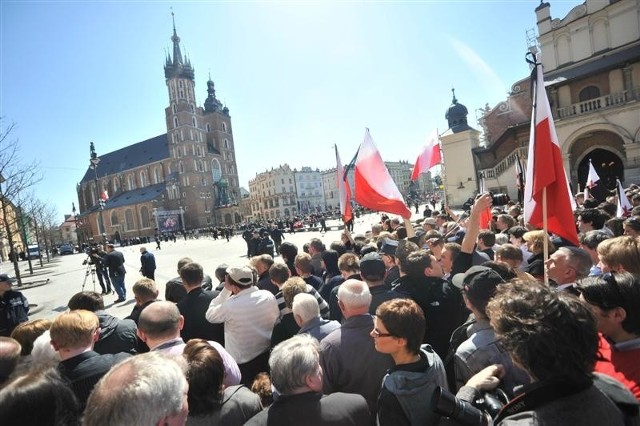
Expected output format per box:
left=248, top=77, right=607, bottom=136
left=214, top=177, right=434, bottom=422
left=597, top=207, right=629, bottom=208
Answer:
left=1, top=0, right=579, bottom=222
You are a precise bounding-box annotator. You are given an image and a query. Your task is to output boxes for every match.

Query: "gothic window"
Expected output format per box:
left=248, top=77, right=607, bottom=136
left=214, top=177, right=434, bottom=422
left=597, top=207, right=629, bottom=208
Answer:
left=112, top=178, right=119, bottom=193
left=190, top=104, right=195, bottom=113
left=224, top=139, right=230, bottom=149
left=127, top=175, right=135, bottom=191
left=579, top=86, right=600, bottom=102
left=198, top=161, right=204, bottom=172
left=211, top=159, right=222, bottom=183
left=206, top=123, right=211, bottom=132
left=173, top=117, right=178, bottom=128
left=192, top=117, right=196, bottom=127
left=154, top=167, right=161, bottom=184
left=125, top=209, right=135, bottom=231
left=222, top=122, right=228, bottom=133
left=172, top=104, right=177, bottom=114
left=167, top=164, right=172, bottom=174
left=179, top=161, right=185, bottom=174
left=140, top=206, right=150, bottom=228
left=110, top=211, right=119, bottom=226
left=140, top=171, right=147, bottom=186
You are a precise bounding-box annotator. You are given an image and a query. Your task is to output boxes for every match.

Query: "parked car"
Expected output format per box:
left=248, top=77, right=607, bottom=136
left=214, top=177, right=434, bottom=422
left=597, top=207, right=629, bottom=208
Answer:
left=59, top=243, right=74, bottom=255
left=27, top=245, right=41, bottom=260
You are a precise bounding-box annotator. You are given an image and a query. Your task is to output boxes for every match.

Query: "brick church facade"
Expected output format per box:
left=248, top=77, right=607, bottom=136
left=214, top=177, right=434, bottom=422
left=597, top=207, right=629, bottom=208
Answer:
left=76, top=19, right=243, bottom=243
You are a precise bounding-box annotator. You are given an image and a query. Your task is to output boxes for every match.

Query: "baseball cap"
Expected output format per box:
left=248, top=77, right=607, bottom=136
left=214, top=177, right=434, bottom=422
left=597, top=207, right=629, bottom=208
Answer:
left=0, top=274, right=13, bottom=285
left=452, top=266, right=504, bottom=301
left=379, top=238, right=399, bottom=256
left=226, top=265, right=255, bottom=286
left=360, top=252, right=386, bottom=281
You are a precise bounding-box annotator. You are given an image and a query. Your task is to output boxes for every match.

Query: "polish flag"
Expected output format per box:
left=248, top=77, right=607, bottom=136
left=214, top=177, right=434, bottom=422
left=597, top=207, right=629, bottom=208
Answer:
left=616, top=179, right=632, bottom=218
left=411, top=130, right=441, bottom=181
left=335, top=145, right=353, bottom=224
left=354, top=129, right=411, bottom=219
left=100, top=190, right=109, bottom=201
left=523, top=58, right=579, bottom=246
left=585, top=160, right=600, bottom=189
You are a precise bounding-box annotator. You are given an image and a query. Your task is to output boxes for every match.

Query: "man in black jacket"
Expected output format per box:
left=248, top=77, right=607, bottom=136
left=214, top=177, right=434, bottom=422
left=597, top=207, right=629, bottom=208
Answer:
left=139, top=247, right=156, bottom=281
left=50, top=310, right=131, bottom=408
left=103, top=244, right=126, bottom=303
left=0, top=274, right=28, bottom=337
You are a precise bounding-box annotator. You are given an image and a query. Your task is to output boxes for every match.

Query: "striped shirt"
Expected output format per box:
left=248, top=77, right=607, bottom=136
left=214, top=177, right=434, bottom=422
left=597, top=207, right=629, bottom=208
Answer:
left=276, top=284, right=330, bottom=319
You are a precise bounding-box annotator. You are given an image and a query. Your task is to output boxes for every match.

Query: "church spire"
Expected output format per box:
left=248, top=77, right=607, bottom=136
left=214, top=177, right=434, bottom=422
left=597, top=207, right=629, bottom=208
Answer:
left=170, top=11, right=184, bottom=66
left=164, top=11, right=194, bottom=81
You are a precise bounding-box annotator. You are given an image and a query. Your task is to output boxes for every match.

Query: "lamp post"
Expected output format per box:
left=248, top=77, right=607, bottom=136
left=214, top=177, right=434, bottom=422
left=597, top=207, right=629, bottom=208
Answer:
left=89, top=142, right=106, bottom=242
left=72, top=202, right=81, bottom=246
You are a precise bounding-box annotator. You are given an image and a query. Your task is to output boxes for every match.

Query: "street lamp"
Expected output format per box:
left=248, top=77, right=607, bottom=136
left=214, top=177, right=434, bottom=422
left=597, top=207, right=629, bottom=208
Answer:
left=89, top=142, right=106, bottom=242
left=71, top=202, right=81, bottom=246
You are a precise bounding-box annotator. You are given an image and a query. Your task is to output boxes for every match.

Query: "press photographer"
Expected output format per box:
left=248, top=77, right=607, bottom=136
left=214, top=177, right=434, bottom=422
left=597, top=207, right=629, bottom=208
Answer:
left=437, top=280, right=639, bottom=425
left=83, top=246, right=112, bottom=295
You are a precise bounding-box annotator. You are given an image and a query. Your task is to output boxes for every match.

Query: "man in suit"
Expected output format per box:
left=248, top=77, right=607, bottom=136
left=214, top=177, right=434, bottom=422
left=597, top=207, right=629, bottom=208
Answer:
left=50, top=310, right=131, bottom=408
left=139, top=247, right=156, bottom=281
left=103, top=244, right=127, bottom=303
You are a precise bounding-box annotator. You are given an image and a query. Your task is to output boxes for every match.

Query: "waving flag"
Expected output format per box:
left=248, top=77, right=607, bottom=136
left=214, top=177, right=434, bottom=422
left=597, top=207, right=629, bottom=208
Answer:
left=411, top=130, right=442, bottom=181
left=354, top=129, right=411, bottom=218
left=523, top=55, right=579, bottom=246
left=616, top=179, right=632, bottom=218
left=584, top=159, right=606, bottom=201
left=335, top=145, right=353, bottom=224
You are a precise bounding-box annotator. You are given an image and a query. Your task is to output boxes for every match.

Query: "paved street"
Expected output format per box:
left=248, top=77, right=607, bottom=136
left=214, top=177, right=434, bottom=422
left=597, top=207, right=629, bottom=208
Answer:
left=13, top=210, right=429, bottom=321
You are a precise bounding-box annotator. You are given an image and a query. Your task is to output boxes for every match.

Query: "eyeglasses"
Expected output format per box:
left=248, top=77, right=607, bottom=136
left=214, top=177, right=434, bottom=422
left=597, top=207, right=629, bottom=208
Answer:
left=371, top=328, right=394, bottom=338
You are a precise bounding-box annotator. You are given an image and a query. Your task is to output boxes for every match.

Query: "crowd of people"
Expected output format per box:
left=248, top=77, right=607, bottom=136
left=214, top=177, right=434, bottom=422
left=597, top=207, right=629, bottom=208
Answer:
left=2, top=188, right=640, bottom=425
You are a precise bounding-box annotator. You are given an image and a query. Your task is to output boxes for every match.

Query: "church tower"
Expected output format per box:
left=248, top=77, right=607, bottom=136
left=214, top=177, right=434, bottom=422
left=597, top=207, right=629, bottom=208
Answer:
left=162, top=14, right=243, bottom=228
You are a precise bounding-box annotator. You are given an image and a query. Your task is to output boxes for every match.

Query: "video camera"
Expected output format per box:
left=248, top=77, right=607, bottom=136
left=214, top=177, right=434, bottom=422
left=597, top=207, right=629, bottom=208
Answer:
left=432, top=386, right=508, bottom=425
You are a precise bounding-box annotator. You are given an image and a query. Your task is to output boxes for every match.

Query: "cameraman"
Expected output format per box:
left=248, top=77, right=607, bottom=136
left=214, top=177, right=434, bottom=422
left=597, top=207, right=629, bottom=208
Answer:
left=85, top=246, right=112, bottom=295
left=453, top=280, right=638, bottom=425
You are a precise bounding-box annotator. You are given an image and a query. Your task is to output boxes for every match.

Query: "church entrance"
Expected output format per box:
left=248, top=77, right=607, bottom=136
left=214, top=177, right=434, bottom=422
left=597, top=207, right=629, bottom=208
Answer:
left=577, top=148, right=623, bottom=192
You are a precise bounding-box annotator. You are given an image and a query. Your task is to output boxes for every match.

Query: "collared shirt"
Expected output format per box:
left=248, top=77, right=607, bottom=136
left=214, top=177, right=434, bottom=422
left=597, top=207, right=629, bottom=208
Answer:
left=152, top=336, right=241, bottom=387
left=206, top=287, right=279, bottom=364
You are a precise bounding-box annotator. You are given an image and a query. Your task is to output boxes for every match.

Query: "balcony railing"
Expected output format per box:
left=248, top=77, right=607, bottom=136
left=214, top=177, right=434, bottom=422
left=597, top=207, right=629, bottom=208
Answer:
left=479, top=146, right=528, bottom=180
left=556, top=87, right=640, bottom=120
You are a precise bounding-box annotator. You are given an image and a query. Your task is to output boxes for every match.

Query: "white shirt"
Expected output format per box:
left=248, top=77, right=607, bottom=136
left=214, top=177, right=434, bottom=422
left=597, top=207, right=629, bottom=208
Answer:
left=206, top=287, right=279, bottom=364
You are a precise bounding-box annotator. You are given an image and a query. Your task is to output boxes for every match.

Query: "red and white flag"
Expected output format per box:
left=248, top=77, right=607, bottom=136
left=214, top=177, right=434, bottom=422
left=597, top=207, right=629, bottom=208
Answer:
left=523, top=58, right=579, bottom=246
left=100, top=190, right=109, bottom=201
left=354, top=129, right=411, bottom=219
left=335, top=145, right=353, bottom=224
left=411, top=130, right=441, bottom=181
left=616, top=179, right=632, bottom=218
left=585, top=160, right=600, bottom=190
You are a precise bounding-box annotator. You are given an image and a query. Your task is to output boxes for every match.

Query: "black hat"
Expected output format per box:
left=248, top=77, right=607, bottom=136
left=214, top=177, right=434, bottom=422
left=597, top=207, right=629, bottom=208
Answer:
left=360, top=252, right=386, bottom=281
left=379, top=238, right=398, bottom=256
left=452, top=266, right=504, bottom=302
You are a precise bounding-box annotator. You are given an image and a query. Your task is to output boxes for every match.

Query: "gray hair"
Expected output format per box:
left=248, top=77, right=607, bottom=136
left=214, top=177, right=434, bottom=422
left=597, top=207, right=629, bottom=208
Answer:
left=560, top=246, right=593, bottom=280
left=269, top=334, right=320, bottom=395
left=292, top=293, right=320, bottom=324
left=337, top=279, right=372, bottom=310
left=83, top=352, right=187, bottom=426
left=494, top=233, right=509, bottom=246
left=30, top=331, right=60, bottom=368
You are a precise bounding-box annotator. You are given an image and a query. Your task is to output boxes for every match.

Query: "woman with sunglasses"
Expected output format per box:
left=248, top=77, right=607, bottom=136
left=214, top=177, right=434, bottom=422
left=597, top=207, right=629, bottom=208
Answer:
left=371, top=298, right=448, bottom=426
left=578, top=272, right=640, bottom=400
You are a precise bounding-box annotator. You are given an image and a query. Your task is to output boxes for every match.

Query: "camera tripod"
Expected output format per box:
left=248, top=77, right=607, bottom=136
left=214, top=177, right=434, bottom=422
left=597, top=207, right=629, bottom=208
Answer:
left=82, top=257, right=98, bottom=292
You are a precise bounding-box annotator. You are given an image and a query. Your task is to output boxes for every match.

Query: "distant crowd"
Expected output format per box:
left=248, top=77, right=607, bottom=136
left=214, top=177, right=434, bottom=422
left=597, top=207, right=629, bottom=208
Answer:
left=1, top=186, right=640, bottom=425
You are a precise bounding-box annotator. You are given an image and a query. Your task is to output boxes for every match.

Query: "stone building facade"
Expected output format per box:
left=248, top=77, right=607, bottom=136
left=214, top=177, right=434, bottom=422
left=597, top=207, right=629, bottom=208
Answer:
left=446, top=0, right=640, bottom=206
left=294, top=167, right=326, bottom=214
left=76, top=21, right=243, bottom=242
left=248, top=164, right=298, bottom=221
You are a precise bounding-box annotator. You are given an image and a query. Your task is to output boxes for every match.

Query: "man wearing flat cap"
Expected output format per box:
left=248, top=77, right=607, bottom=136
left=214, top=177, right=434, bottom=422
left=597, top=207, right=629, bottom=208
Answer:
left=0, top=274, right=29, bottom=337
left=379, top=238, right=400, bottom=286
left=206, top=264, right=279, bottom=386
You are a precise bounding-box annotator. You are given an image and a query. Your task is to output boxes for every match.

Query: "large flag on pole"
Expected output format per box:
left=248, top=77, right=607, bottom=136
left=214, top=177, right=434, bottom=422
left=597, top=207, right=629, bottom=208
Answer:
left=354, top=129, right=411, bottom=219
left=335, top=145, right=353, bottom=224
left=523, top=56, right=579, bottom=246
left=616, top=179, right=632, bottom=218
left=515, top=153, right=525, bottom=205
left=411, top=130, right=442, bottom=181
